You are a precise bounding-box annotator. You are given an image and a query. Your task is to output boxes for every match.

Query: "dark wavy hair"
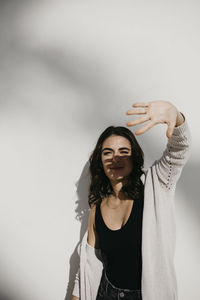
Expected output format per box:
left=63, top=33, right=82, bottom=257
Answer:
left=88, top=126, right=145, bottom=208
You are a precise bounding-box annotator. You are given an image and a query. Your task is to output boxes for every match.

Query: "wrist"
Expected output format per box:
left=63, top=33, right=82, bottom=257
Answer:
left=175, top=111, right=185, bottom=127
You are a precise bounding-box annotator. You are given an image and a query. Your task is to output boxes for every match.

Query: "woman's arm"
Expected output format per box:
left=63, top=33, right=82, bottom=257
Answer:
left=152, top=114, right=191, bottom=190
left=125, top=100, right=192, bottom=190
left=175, top=111, right=185, bottom=127
left=87, top=204, right=100, bottom=249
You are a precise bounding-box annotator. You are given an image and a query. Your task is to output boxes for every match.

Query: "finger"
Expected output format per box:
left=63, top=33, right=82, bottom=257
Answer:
left=166, top=122, right=176, bottom=139
left=126, top=116, right=149, bottom=126
left=126, top=108, right=147, bottom=115
left=132, top=102, right=150, bottom=107
left=134, top=121, right=155, bottom=135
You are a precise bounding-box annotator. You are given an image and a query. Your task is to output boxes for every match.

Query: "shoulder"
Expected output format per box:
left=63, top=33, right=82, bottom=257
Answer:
left=91, top=202, right=97, bottom=209
left=87, top=202, right=100, bottom=248
left=90, top=202, right=97, bottom=215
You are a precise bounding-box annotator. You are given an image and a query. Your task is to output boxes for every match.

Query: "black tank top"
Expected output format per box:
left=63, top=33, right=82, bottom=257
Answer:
left=95, top=193, right=144, bottom=290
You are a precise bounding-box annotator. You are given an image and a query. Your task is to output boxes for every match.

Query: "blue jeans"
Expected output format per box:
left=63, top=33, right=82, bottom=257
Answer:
left=96, top=268, right=142, bottom=300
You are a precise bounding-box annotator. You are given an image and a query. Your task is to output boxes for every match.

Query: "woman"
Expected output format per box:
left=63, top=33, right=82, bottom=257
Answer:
left=71, top=100, right=191, bottom=300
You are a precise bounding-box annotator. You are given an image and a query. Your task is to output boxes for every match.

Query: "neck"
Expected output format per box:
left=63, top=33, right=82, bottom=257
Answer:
left=110, top=177, right=128, bottom=198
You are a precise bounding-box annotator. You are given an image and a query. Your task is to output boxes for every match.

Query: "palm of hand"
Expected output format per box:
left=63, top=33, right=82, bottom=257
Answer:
left=126, top=100, right=178, bottom=139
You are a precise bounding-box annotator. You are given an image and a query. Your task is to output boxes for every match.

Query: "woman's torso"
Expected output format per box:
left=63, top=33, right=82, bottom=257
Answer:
left=95, top=192, right=144, bottom=290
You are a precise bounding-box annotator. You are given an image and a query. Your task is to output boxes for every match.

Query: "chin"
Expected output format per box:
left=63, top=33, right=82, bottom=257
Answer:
left=109, top=175, right=125, bottom=180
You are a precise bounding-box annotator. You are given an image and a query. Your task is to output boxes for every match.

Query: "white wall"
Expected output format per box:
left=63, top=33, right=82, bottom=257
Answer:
left=0, top=0, right=199, bottom=299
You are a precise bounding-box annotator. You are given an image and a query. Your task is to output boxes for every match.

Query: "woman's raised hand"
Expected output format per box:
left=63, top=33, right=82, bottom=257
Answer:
left=125, top=100, right=181, bottom=139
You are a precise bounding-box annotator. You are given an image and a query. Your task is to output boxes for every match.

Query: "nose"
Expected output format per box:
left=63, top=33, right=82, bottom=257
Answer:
left=112, top=154, right=120, bottom=162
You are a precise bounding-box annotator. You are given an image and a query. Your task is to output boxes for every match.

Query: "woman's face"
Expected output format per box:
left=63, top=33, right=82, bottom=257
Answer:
left=101, top=135, right=133, bottom=182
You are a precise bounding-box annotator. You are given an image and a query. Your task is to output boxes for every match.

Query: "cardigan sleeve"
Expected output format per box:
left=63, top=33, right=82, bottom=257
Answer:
left=152, top=113, right=192, bottom=191
left=72, top=238, right=104, bottom=299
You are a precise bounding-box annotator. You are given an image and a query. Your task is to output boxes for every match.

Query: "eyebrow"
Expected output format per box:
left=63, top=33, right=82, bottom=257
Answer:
left=102, top=147, right=131, bottom=153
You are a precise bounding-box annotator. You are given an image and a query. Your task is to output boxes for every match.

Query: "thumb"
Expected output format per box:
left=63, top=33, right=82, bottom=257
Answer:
left=166, top=122, right=175, bottom=139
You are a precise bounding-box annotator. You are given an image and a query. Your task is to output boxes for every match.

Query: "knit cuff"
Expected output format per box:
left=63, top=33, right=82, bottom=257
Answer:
left=168, top=113, right=192, bottom=148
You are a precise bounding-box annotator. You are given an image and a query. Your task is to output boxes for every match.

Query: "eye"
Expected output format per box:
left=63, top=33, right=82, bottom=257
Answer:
left=103, top=151, right=129, bottom=155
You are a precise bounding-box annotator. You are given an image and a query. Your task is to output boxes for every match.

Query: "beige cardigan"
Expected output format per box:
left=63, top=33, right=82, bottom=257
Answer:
left=72, top=116, right=191, bottom=300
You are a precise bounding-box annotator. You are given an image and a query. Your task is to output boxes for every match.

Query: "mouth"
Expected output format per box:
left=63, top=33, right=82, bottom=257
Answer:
left=110, top=167, right=124, bottom=170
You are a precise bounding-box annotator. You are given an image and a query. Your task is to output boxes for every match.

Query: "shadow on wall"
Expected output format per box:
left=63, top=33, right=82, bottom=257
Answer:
left=64, top=161, right=91, bottom=300
left=0, top=291, right=20, bottom=300
left=177, top=161, right=200, bottom=223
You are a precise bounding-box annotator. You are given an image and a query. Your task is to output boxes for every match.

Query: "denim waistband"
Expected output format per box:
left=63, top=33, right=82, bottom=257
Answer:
left=101, top=268, right=142, bottom=299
